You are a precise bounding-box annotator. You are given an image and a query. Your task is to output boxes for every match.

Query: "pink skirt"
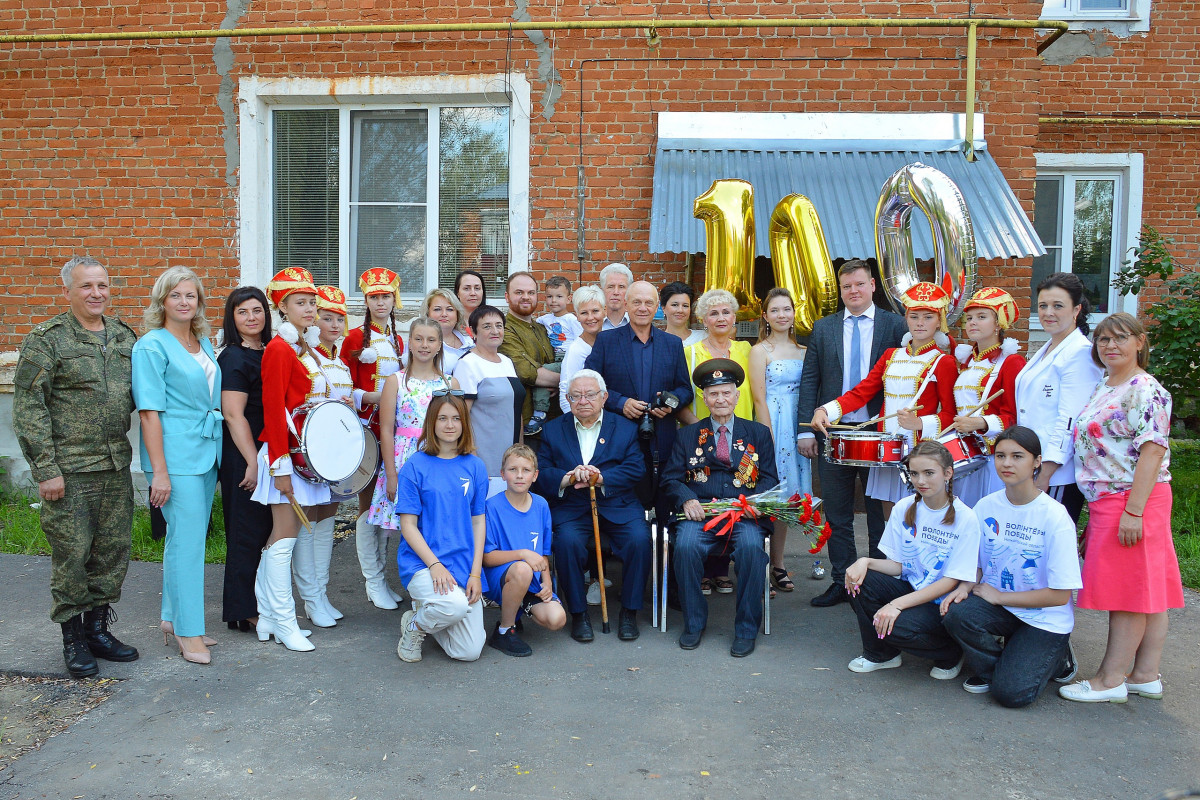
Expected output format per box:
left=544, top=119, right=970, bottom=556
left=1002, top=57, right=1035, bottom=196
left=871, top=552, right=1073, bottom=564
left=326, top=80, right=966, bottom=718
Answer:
left=1078, top=483, right=1184, bottom=613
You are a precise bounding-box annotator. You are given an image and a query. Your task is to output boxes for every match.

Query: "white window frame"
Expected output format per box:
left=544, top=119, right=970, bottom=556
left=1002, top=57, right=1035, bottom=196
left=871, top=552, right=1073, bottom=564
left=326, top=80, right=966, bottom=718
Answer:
left=1041, top=0, right=1151, bottom=33
left=238, top=74, right=531, bottom=305
left=1033, top=152, right=1144, bottom=328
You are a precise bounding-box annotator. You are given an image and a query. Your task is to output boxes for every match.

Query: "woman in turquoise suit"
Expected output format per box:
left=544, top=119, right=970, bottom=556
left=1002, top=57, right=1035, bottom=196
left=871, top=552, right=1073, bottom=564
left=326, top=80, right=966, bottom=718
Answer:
left=133, top=266, right=223, bottom=665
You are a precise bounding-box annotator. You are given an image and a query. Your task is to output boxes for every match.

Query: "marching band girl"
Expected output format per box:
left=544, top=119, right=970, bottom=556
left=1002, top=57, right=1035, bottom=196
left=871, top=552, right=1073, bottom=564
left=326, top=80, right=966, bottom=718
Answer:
left=368, top=317, right=460, bottom=534
left=251, top=268, right=326, bottom=652
left=289, top=286, right=363, bottom=629
left=944, top=288, right=1026, bottom=507
left=341, top=268, right=406, bottom=610
left=811, top=282, right=958, bottom=503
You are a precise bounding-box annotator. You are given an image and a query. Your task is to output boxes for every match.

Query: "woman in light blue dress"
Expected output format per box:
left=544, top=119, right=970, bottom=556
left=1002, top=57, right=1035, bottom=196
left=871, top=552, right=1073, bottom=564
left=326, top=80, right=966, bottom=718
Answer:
left=133, top=267, right=222, bottom=665
left=749, top=288, right=812, bottom=593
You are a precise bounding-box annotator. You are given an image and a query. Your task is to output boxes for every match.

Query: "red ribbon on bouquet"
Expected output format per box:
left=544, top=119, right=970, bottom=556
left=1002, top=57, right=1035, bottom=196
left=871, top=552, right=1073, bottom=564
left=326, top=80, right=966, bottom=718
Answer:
left=703, top=494, right=759, bottom=540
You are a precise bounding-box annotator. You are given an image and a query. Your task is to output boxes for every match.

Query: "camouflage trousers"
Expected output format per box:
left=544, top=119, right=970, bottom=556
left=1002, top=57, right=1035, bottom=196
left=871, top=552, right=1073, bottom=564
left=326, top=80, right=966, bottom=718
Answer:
left=40, top=469, right=134, bottom=623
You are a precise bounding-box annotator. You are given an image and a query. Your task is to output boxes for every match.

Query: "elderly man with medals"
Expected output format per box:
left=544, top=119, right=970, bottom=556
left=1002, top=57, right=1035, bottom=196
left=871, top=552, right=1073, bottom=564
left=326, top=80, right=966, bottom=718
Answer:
left=662, top=358, right=778, bottom=657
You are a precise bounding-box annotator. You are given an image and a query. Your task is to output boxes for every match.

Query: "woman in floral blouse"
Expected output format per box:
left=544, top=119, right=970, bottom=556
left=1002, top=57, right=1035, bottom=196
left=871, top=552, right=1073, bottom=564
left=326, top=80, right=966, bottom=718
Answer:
left=1060, top=312, right=1182, bottom=704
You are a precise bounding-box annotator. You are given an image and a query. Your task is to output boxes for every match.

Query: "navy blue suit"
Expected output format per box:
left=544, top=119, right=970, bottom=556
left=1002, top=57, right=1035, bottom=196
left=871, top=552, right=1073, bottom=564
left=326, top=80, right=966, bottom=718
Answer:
left=584, top=325, right=692, bottom=469
left=536, top=412, right=651, bottom=614
left=662, top=416, right=777, bottom=640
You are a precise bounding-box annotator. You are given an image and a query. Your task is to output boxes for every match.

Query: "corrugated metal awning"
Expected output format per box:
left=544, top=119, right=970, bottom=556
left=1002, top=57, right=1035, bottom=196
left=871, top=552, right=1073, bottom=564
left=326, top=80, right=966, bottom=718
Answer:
left=648, top=138, right=1045, bottom=261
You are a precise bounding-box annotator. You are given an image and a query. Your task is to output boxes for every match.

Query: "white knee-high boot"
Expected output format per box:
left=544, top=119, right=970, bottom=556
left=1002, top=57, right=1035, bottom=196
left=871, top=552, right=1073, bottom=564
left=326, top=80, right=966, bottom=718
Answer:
left=311, top=516, right=342, bottom=620
left=376, top=530, right=404, bottom=603
left=293, top=521, right=336, bottom=628
left=356, top=513, right=398, bottom=610
left=256, top=538, right=315, bottom=652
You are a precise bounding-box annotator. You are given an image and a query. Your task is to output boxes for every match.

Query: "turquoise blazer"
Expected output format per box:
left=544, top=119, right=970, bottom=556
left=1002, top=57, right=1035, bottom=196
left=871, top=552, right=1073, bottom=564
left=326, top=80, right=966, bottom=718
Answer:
left=132, top=328, right=223, bottom=476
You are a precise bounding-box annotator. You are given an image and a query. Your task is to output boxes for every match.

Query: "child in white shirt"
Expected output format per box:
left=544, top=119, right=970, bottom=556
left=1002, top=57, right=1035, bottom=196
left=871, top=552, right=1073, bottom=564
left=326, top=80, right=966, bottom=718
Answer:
left=527, top=276, right=583, bottom=435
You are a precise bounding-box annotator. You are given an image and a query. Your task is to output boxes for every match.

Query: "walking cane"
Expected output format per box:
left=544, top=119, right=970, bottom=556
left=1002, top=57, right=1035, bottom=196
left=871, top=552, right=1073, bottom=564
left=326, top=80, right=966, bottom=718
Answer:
left=588, top=476, right=611, bottom=634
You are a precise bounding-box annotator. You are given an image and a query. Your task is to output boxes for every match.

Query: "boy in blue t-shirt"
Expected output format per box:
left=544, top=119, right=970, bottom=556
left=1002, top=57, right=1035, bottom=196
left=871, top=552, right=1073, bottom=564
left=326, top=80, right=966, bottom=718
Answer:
left=483, top=445, right=567, bottom=656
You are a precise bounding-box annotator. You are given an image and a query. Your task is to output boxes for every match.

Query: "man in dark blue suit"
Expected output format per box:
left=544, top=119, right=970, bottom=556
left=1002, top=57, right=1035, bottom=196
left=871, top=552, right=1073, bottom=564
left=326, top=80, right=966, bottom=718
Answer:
left=536, top=369, right=651, bottom=643
left=584, top=280, right=692, bottom=509
left=662, top=359, right=778, bottom=657
left=796, top=259, right=906, bottom=607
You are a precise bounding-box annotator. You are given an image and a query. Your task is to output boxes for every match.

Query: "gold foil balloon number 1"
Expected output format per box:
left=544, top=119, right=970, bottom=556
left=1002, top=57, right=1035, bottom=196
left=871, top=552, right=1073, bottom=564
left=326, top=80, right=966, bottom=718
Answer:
left=692, top=179, right=838, bottom=337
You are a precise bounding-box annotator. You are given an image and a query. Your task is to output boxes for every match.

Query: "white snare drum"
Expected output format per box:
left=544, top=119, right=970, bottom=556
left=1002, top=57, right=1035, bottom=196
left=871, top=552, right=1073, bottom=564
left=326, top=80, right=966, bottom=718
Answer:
left=290, top=401, right=366, bottom=485
left=329, top=425, right=381, bottom=497
left=824, top=431, right=908, bottom=467
left=939, top=432, right=989, bottom=479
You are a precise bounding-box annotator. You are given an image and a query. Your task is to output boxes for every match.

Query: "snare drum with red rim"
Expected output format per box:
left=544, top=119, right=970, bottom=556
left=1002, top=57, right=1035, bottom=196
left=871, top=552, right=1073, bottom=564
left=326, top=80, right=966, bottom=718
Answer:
left=939, top=432, right=989, bottom=478
left=290, top=400, right=366, bottom=484
left=824, top=431, right=908, bottom=467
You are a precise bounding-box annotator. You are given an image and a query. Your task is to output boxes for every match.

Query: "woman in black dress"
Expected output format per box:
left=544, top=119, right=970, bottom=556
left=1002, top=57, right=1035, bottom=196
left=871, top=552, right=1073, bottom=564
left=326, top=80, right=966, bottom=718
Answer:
left=218, top=286, right=274, bottom=631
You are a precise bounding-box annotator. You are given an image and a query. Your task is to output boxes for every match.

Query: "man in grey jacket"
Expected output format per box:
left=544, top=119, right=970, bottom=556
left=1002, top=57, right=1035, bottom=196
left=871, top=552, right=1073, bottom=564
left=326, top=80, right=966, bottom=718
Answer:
left=797, top=259, right=906, bottom=607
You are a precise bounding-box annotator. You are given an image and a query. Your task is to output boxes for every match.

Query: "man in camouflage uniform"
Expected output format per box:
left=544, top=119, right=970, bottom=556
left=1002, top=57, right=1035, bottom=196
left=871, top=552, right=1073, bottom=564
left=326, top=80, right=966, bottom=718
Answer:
left=14, top=256, right=140, bottom=677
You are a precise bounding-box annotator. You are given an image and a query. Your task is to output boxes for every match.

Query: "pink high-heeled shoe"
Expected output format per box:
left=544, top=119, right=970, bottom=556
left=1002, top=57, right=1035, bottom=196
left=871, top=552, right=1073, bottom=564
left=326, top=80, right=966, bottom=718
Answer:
left=174, top=635, right=211, bottom=665
left=159, top=620, right=217, bottom=647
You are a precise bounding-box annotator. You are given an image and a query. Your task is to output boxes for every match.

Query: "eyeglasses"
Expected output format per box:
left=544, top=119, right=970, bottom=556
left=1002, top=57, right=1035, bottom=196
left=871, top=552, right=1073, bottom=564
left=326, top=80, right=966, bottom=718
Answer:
left=567, top=390, right=603, bottom=403
left=431, top=389, right=465, bottom=398
left=1096, top=333, right=1133, bottom=347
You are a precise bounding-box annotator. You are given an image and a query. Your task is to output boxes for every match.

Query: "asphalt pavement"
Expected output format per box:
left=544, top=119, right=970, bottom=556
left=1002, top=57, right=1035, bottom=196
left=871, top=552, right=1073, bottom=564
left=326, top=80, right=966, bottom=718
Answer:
left=1, top=523, right=1197, bottom=800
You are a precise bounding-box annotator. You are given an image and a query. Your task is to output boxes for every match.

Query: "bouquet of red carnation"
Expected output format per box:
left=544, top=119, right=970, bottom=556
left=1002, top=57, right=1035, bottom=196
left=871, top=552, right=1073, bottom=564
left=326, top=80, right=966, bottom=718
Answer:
left=691, top=487, right=832, bottom=554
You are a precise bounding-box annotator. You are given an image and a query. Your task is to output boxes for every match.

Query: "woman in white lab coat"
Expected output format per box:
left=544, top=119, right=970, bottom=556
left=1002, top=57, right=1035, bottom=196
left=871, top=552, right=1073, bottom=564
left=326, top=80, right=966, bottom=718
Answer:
left=1013, top=273, right=1104, bottom=523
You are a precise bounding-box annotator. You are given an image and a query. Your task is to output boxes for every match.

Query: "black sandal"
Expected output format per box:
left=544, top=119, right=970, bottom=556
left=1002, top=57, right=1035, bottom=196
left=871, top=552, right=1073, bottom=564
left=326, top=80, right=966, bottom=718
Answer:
left=771, top=567, right=795, bottom=592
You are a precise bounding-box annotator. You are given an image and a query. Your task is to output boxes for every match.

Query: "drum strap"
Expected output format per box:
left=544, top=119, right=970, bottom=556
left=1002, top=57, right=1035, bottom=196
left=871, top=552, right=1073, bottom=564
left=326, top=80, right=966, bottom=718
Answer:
left=976, top=355, right=1008, bottom=417
left=904, top=353, right=945, bottom=411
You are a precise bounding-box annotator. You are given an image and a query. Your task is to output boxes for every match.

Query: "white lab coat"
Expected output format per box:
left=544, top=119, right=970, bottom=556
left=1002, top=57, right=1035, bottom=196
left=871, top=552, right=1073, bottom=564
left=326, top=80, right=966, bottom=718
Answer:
left=1013, top=327, right=1104, bottom=487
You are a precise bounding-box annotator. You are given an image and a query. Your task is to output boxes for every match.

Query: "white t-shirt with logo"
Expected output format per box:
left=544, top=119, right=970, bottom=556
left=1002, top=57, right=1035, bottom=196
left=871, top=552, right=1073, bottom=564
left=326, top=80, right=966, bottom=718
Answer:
left=974, top=490, right=1083, bottom=635
left=880, top=495, right=980, bottom=603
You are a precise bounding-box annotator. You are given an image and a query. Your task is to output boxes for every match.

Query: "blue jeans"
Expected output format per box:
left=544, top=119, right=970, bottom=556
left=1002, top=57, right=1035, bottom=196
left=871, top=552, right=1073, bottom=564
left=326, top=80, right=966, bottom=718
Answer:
left=847, top=571, right=961, bottom=668
left=551, top=515, right=651, bottom=614
left=673, top=519, right=767, bottom=640
left=943, top=594, right=1071, bottom=708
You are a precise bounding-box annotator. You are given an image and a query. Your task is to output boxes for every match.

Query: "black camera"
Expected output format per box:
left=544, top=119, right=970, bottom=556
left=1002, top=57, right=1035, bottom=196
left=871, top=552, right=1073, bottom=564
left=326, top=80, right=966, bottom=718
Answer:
left=638, top=390, right=681, bottom=439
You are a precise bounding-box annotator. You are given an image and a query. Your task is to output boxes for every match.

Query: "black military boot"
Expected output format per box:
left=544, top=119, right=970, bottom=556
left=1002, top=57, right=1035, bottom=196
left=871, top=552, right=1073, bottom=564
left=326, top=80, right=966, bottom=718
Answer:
left=83, top=605, right=139, bottom=662
left=61, top=615, right=99, bottom=678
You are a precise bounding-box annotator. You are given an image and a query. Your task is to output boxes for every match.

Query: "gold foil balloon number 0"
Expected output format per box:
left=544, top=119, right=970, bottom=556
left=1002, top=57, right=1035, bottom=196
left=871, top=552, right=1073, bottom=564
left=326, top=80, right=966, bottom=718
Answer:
left=692, top=179, right=838, bottom=336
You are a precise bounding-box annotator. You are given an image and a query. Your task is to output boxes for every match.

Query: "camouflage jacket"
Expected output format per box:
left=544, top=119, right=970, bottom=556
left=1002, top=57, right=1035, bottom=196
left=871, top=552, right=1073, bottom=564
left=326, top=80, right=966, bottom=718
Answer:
left=13, top=312, right=137, bottom=482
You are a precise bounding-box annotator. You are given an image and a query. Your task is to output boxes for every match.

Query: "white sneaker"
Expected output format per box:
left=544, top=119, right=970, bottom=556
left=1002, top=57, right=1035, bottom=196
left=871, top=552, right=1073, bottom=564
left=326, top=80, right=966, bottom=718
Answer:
left=848, top=654, right=902, bottom=673
left=587, top=581, right=602, bottom=606
left=1059, top=680, right=1128, bottom=703
left=930, top=657, right=964, bottom=681
left=397, top=609, right=426, bottom=662
left=1126, top=675, right=1163, bottom=699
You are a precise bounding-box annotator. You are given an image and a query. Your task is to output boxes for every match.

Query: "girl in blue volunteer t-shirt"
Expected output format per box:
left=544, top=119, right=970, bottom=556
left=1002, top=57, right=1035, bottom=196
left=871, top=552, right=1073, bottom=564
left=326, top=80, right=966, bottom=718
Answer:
left=394, top=392, right=489, bottom=663
left=844, top=440, right=980, bottom=680
left=940, top=425, right=1083, bottom=707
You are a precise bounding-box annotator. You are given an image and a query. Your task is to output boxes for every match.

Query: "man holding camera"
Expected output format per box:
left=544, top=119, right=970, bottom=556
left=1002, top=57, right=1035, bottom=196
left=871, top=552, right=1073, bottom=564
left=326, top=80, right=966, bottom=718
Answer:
left=585, top=280, right=692, bottom=510
left=536, top=370, right=650, bottom=643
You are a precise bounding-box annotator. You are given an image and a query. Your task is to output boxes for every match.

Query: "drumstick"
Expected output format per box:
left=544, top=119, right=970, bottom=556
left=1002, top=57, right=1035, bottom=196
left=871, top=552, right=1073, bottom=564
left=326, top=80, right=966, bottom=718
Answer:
left=289, top=497, right=314, bottom=533
left=797, top=422, right=859, bottom=431
left=857, top=388, right=1007, bottom=432
left=959, top=390, right=1004, bottom=418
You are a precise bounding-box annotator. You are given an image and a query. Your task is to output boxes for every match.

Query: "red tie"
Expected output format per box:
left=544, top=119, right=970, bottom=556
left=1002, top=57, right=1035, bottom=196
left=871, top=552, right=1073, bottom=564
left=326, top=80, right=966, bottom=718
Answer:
left=717, top=425, right=730, bottom=465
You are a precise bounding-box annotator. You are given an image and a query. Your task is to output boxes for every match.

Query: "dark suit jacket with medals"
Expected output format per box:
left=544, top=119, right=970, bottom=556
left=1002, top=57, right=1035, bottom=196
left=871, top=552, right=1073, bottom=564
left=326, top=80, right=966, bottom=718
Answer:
left=661, top=416, right=778, bottom=534
left=535, top=411, right=646, bottom=527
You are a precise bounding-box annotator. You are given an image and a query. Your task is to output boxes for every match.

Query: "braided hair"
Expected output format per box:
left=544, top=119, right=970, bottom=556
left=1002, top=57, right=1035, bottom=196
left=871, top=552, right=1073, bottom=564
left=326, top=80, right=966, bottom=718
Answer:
left=902, top=440, right=957, bottom=527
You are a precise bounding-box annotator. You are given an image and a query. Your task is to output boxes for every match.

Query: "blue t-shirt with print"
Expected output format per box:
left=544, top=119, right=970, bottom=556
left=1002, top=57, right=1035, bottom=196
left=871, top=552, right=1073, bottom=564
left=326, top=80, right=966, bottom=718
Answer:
left=394, top=451, right=489, bottom=588
left=483, top=491, right=554, bottom=602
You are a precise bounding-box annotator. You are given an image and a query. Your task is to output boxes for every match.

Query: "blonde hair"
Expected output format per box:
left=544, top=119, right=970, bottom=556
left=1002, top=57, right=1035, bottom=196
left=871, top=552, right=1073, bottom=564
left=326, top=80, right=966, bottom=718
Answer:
left=403, top=316, right=447, bottom=388
left=501, top=443, right=538, bottom=471
left=422, top=288, right=467, bottom=332
left=696, top=288, right=739, bottom=320
left=144, top=266, right=210, bottom=339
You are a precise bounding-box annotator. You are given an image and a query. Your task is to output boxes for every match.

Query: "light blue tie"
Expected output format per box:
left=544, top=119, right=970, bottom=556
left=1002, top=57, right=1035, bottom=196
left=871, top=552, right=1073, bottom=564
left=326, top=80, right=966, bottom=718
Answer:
left=848, top=315, right=863, bottom=388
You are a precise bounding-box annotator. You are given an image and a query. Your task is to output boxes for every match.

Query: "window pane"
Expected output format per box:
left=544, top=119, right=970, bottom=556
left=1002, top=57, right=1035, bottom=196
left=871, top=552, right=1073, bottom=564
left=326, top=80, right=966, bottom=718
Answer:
left=1072, top=179, right=1115, bottom=313
left=273, top=109, right=339, bottom=285
left=1079, top=0, right=1127, bottom=10
left=353, top=110, right=428, bottom=203
left=1030, top=176, right=1063, bottom=314
left=351, top=206, right=426, bottom=290
left=439, top=107, right=510, bottom=291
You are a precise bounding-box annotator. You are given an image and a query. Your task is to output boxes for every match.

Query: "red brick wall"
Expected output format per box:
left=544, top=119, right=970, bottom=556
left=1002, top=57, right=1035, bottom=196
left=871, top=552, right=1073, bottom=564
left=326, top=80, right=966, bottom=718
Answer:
left=0, top=1, right=1044, bottom=348
left=1038, top=0, right=1200, bottom=308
